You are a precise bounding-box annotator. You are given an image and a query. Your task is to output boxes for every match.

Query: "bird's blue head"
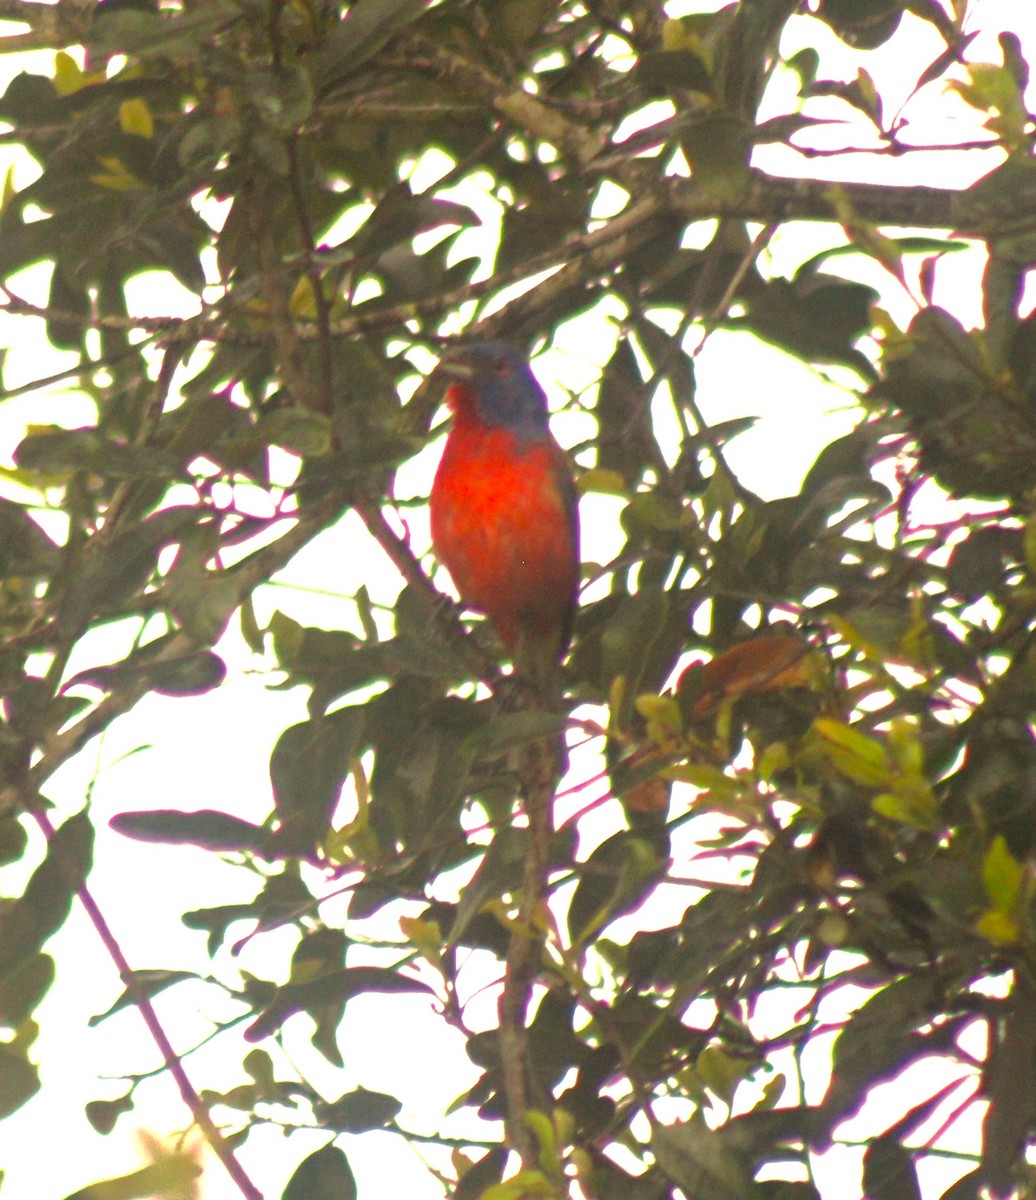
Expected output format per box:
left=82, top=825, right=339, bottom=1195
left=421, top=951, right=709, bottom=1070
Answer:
left=438, top=341, right=551, bottom=441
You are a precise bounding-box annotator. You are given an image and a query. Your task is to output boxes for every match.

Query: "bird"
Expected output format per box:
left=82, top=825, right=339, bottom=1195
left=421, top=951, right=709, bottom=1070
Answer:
left=429, top=341, right=579, bottom=701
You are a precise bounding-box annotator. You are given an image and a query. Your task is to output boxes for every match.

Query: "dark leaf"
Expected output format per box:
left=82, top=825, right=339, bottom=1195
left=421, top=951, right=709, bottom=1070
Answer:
left=0, top=811, right=93, bottom=972
left=679, top=112, right=753, bottom=203
left=245, top=966, right=433, bottom=1041
left=448, top=827, right=527, bottom=949
left=733, top=268, right=879, bottom=378
left=46, top=264, right=91, bottom=352
left=182, top=902, right=262, bottom=956
left=651, top=1118, right=760, bottom=1200
left=820, top=975, right=938, bottom=1138
left=862, top=1134, right=922, bottom=1200
left=70, top=641, right=228, bottom=698
left=567, top=830, right=669, bottom=945
left=981, top=990, right=1036, bottom=1195
left=938, top=1170, right=982, bottom=1200
left=454, top=1147, right=508, bottom=1200
left=269, top=707, right=365, bottom=854
left=290, top=928, right=348, bottom=1068
left=87, top=3, right=242, bottom=58
left=635, top=48, right=713, bottom=95
left=0, top=817, right=28, bottom=866
left=816, top=0, right=902, bottom=48
left=89, top=969, right=203, bottom=1026
left=0, top=1043, right=40, bottom=1118
left=465, top=709, right=567, bottom=756
left=316, top=1086, right=402, bottom=1133
left=109, top=809, right=269, bottom=854
left=311, top=0, right=429, bottom=90
left=0, top=500, right=60, bottom=578
left=596, top=337, right=658, bottom=486
left=85, top=1092, right=135, bottom=1135
left=282, top=1144, right=356, bottom=1200
left=0, top=953, right=54, bottom=1025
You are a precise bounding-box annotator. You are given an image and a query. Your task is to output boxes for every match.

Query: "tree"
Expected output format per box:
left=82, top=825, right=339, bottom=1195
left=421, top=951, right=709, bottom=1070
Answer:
left=1, top=0, right=1035, bottom=1197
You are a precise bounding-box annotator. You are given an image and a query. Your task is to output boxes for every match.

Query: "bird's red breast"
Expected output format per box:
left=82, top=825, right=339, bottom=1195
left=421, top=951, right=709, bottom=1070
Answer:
left=430, top=382, right=578, bottom=658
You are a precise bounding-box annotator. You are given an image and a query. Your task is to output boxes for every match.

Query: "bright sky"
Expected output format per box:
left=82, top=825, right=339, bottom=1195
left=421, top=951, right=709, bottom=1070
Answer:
left=1, top=2, right=1034, bottom=1198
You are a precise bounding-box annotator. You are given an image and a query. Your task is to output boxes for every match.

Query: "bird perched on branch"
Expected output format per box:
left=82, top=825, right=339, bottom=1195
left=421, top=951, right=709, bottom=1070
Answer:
left=430, top=341, right=579, bottom=700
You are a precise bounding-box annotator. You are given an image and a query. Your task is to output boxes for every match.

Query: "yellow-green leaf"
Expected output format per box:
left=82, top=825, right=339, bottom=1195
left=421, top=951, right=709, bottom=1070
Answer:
left=634, top=693, right=683, bottom=741
left=695, top=1044, right=746, bottom=1106
left=119, top=98, right=154, bottom=138
left=90, top=156, right=144, bottom=191
left=399, top=916, right=443, bottom=971
left=757, top=742, right=790, bottom=783
left=871, top=788, right=936, bottom=831
left=982, top=834, right=1023, bottom=914
left=976, top=908, right=1018, bottom=946
left=661, top=763, right=737, bottom=792
left=53, top=51, right=103, bottom=96
left=813, top=718, right=888, bottom=786
left=481, top=1169, right=557, bottom=1200
left=577, top=467, right=627, bottom=496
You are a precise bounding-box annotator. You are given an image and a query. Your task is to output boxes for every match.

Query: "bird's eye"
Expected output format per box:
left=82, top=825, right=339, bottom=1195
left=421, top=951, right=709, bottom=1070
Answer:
left=491, top=356, right=510, bottom=376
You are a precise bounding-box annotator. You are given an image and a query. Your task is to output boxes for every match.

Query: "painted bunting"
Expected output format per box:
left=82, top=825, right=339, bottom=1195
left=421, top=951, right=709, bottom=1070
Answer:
left=430, top=341, right=579, bottom=698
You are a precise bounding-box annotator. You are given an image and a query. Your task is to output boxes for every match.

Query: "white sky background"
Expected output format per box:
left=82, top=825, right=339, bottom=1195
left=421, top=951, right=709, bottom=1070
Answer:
left=0, top=1, right=1033, bottom=1198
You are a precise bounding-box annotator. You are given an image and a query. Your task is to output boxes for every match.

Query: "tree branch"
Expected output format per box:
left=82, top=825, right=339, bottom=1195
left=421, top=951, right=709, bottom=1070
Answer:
left=32, top=810, right=264, bottom=1200
left=0, top=0, right=92, bottom=52
left=498, top=735, right=560, bottom=1169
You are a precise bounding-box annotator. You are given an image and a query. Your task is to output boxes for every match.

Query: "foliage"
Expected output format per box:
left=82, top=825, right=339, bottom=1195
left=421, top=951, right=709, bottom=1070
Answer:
left=1, top=1, right=1036, bottom=1198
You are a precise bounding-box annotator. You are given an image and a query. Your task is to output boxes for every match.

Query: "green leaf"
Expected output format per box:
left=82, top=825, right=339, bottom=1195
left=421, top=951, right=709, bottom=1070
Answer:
left=465, top=710, right=567, bottom=755
left=595, top=337, right=658, bottom=487
left=72, top=642, right=228, bottom=698
left=282, top=1145, right=356, bottom=1200
left=87, top=3, right=242, bottom=59
left=270, top=708, right=365, bottom=854
left=244, top=64, right=314, bottom=134
left=812, top=718, right=889, bottom=786
left=635, top=48, right=713, bottom=95
left=0, top=812, right=93, bottom=972
left=62, top=1155, right=203, bottom=1200
left=816, top=0, right=902, bottom=49
left=0, top=1042, right=40, bottom=1119
left=54, top=506, right=198, bottom=630
left=821, top=975, right=937, bottom=1135
left=311, top=0, right=431, bottom=90
left=182, top=901, right=262, bottom=956
left=290, top=927, right=349, bottom=1067
left=0, top=953, right=54, bottom=1025
left=316, top=1086, right=402, bottom=1133
left=89, top=969, right=203, bottom=1026
left=0, top=500, right=60, bottom=578
left=0, top=816, right=28, bottom=867
left=255, top=409, right=333, bottom=457
left=85, top=1092, right=135, bottom=1135
left=245, top=966, right=433, bottom=1041
left=567, top=830, right=669, bottom=945
left=982, top=835, right=1023, bottom=914
left=46, top=264, right=91, bottom=351
left=165, top=528, right=242, bottom=644
left=109, top=809, right=268, bottom=854
left=651, top=1117, right=759, bottom=1200
left=862, top=1134, right=922, bottom=1200
left=486, top=0, right=553, bottom=50
left=680, top=112, right=752, bottom=203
